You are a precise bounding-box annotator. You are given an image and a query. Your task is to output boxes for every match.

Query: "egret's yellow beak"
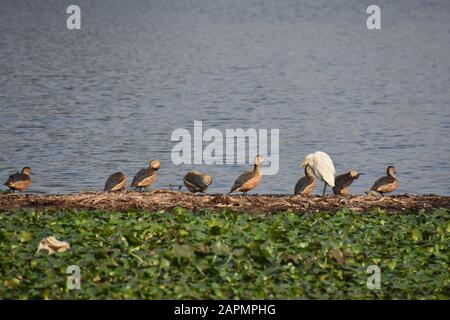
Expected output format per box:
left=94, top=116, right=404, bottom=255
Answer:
left=300, top=161, right=307, bottom=167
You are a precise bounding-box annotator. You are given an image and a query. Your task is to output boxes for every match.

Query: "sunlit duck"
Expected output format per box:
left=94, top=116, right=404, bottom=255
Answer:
left=183, top=171, right=213, bottom=193
left=370, top=166, right=399, bottom=195
left=104, top=172, right=127, bottom=192
left=131, top=160, right=160, bottom=191
left=294, top=165, right=316, bottom=195
left=333, top=170, right=360, bottom=195
left=300, top=151, right=335, bottom=197
left=4, top=167, right=33, bottom=193
left=229, top=155, right=265, bottom=195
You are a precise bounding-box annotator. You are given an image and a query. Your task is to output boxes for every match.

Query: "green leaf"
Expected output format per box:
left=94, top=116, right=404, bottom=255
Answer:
left=411, top=229, right=422, bottom=242
left=172, top=244, right=194, bottom=258
left=211, top=241, right=231, bottom=256
left=0, top=208, right=448, bottom=299
left=19, top=231, right=32, bottom=243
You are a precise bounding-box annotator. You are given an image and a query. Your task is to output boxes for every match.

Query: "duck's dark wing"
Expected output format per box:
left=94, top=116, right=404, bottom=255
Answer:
left=5, top=172, right=32, bottom=191
left=294, top=176, right=315, bottom=195
left=184, top=172, right=210, bottom=192
left=104, top=172, right=126, bottom=191
left=131, top=168, right=153, bottom=186
left=333, top=174, right=353, bottom=194
left=4, top=173, right=17, bottom=186
left=5, top=172, right=30, bottom=186
left=230, top=171, right=253, bottom=193
left=334, top=174, right=347, bottom=188
left=371, top=176, right=397, bottom=193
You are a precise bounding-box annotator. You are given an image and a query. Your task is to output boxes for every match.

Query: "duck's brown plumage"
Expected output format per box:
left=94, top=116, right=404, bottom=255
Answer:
left=104, top=172, right=127, bottom=192
left=230, top=155, right=264, bottom=194
left=131, top=160, right=160, bottom=188
left=4, top=167, right=32, bottom=193
left=294, top=165, right=316, bottom=195
left=131, top=168, right=156, bottom=187
left=371, top=166, right=399, bottom=194
left=333, top=170, right=360, bottom=195
left=183, top=171, right=213, bottom=193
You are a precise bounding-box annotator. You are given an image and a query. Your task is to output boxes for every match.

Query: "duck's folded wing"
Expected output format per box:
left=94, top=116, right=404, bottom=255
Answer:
left=230, top=171, right=253, bottom=192
left=5, top=173, right=29, bottom=187
left=337, top=174, right=354, bottom=189
left=105, top=173, right=125, bottom=191
left=295, top=176, right=314, bottom=194
left=371, top=176, right=395, bottom=192
left=184, top=173, right=207, bottom=189
left=132, top=168, right=151, bottom=185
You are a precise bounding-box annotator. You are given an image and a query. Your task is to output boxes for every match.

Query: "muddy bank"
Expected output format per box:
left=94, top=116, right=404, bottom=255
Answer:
left=0, top=191, right=449, bottom=213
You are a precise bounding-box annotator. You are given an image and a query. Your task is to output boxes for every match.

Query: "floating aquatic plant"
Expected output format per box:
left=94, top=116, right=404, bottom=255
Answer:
left=0, top=208, right=448, bottom=299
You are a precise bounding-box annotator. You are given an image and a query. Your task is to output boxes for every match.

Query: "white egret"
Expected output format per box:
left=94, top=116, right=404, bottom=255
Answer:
left=300, top=151, right=336, bottom=197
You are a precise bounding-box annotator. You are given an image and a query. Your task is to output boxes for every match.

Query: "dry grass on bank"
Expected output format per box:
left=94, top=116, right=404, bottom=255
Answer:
left=1, top=190, right=449, bottom=213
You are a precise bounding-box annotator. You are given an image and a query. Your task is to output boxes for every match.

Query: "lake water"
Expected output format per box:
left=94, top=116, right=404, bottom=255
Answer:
left=1, top=0, right=449, bottom=195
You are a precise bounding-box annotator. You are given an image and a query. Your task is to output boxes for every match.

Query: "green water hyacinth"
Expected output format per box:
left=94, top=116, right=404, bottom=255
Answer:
left=0, top=208, right=448, bottom=299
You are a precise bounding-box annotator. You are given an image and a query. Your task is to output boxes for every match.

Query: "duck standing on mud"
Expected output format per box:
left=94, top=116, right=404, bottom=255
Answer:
left=4, top=167, right=33, bottom=193
left=300, top=151, right=335, bottom=197
left=131, top=160, right=160, bottom=191
left=104, top=172, right=127, bottom=192
left=370, top=166, right=399, bottom=195
left=230, top=155, right=265, bottom=195
left=333, top=170, right=360, bottom=195
left=183, top=171, right=213, bottom=193
left=294, top=165, right=316, bottom=195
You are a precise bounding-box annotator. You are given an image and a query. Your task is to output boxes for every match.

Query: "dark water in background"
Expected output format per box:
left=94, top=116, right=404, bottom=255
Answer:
left=0, top=0, right=449, bottom=195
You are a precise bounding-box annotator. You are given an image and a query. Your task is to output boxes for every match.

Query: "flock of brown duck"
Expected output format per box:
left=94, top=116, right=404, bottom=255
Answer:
left=3, top=152, right=399, bottom=196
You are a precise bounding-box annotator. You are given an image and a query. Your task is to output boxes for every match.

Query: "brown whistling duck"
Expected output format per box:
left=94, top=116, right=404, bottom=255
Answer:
left=333, top=170, right=360, bottom=195
left=131, top=160, right=160, bottom=191
left=294, top=165, right=316, bottom=195
left=229, top=155, right=265, bottom=195
left=370, top=166, right=399, bottom=195
left=4, top=167, right=33, bottom=193
left=104, top=172, right=127, bottom=192
left=183, top=171, right=213, bottom=193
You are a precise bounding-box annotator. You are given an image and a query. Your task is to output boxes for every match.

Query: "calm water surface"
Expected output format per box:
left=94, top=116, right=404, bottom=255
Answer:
left=0, top=0, right=449, bottom=195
